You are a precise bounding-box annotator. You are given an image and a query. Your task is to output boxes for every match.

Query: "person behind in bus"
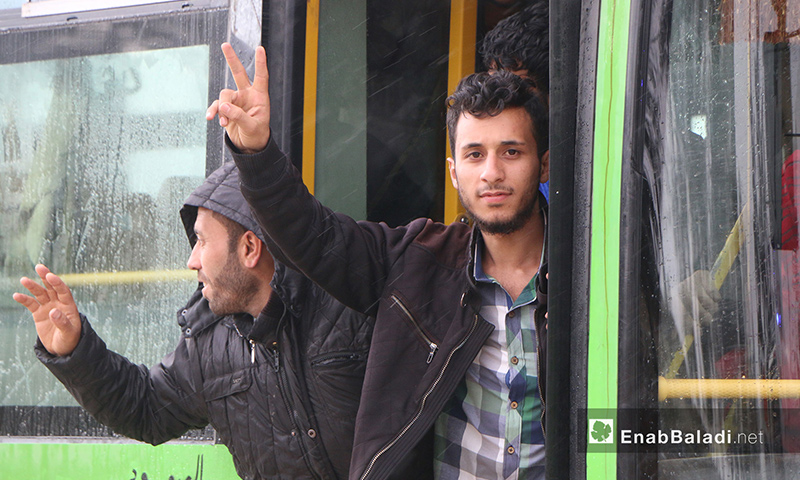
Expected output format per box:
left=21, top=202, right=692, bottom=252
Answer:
left=481, top=0, right=549, bottom=202
left=13, top=162, right=374, bottom=480
left=207, top=44, right=549, bottom=480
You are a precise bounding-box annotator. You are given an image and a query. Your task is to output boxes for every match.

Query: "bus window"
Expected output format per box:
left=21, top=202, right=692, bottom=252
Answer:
left=0, top=1, right=227, bottom=444
left=305, top=0, right=450, bottom=227
left=0, top=0, right=22, bottom=9
left=638, top=0, right=800, bottom=476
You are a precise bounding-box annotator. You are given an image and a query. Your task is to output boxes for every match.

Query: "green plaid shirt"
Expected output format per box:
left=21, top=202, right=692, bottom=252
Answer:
left=433, top=245, right=545, bottom=480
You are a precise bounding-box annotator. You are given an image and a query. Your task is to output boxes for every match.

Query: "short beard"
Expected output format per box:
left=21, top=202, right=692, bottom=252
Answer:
left=460, top=187, right=539, bottom=236
left=207, top=251, right=261, bottom=316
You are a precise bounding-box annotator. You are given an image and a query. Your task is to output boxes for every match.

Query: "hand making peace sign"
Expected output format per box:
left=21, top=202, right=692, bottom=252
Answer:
left=206, top=43, right=272, bottom=154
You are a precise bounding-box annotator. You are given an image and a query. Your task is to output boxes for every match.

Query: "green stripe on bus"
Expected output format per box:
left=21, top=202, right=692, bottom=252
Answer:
left=587, top=0, right=632, bottom=478
left=0, top=443, right=238, bottom=479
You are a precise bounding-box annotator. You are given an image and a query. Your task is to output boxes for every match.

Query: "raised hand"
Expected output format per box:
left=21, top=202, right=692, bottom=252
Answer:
left=206, top=43, right=271, bottom=154
left=13, top=264, right=82, bottom=356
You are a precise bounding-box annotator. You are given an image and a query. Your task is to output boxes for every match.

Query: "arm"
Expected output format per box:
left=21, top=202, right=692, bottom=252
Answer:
left=207, top=44, right=424, bottom=315
left=15, top=265, right=208, bottom=444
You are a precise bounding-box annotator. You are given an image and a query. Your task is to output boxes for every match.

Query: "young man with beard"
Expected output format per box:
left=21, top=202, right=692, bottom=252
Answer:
left=208, top=44, right=549, bottom=480
left=481, top=0, right=550, bottom=203
left=13, top=162, right=373, bottom=480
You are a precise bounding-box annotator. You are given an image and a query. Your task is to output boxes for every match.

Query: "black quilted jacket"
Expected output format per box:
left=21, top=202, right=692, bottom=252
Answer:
left=231, top=138, right=548, bottom=480
left=36, top=162, right=373, bottom=480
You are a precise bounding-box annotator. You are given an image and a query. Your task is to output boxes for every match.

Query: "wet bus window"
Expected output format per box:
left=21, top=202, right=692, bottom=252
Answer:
left=0, top=0, right=22, bottom=9
left=639, top=0, right=800, bottom=476
left=0, top=4, right=225, bottom=439
left=311, top=0, right=450, bottom=226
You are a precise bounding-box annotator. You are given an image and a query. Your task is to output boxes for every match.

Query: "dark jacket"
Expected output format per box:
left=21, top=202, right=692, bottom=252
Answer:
left=231, top=138, right=548, bottom=480
left=36, top=162, right=374, bottom=480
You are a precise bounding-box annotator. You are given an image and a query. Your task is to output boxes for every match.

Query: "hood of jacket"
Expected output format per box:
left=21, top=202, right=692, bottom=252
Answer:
left=178, top=161, right=310, bottom=332
left=180, top=161, right=266, bottom=248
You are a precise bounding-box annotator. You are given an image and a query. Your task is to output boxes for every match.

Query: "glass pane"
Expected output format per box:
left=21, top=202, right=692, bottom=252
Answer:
left=314, top=0, right=449, bottom=225
left=0, top=46, right=207, bottom=409
left=0, top=0, right=23, bottom=9
left=641, top=0, right=800, bottom=476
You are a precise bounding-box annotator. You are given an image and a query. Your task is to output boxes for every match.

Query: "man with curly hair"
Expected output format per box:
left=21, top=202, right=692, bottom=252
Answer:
left=481, top=1, right=549, bottom=204
left=208, top=41, right=550, bottom=479
left=481, top=1, right=549, bottom=96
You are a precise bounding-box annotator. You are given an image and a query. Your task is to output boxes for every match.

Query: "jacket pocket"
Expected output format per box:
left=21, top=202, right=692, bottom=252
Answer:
left=309, top=351, right=368, bottom=415
left=308, top=350, right=368, bottom=478
left=390, top=293, right=439, bottom=364
left=203, top=369, right=252, bottom=401
left=202, top=369, right=255, bottom=447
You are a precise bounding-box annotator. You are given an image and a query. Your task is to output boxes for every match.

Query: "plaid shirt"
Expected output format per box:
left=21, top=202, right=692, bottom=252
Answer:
left=434, top=244, right=545, bottom=480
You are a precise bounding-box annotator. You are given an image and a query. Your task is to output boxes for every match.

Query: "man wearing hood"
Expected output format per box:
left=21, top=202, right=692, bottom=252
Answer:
left=13, top=162, right=373, bottom=480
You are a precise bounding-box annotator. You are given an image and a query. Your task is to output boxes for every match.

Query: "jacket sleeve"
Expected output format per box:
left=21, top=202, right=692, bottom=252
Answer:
left=231, top=135, right=426, bottom=317
left=36, top=316, right=209, bottom=445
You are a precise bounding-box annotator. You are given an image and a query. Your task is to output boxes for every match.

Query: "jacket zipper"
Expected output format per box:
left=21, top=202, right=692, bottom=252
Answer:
left=231, top=320, right=257, bottom=365
left=359, top=313, right=479, bottom=480
left=272, top=346, right=323, bottom=480
left=232, top=319, right=323, bottom=479
left=310, top=352, right=365, bottom=366
left=390, top=294, right=438, bottom=364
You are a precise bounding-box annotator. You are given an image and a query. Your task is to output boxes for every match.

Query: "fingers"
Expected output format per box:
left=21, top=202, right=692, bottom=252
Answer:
left=12, top=292, right=39, bottom=313
left=48, top=307, right=81, bottom=356
left=222, top=42, right=252, bottom=90
left=206, top=99, right=220, bottom=121
left=35, top=263, right=57, bottom=296
left=216, top=88, right=240, bottom=127
left=252, top=45, right=269, bottom=95
left=49, top=307, right=77, bottom=331
left=19, top=275, right=45, bottom=295
left=19, top=275, right=50, bottom=305
left=45, top=271, right=76, bottom=306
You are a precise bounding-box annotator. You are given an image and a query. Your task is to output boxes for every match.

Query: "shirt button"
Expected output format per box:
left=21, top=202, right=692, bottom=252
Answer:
left=510, top=401, right=518, bottom=409
left=508, top=310, right=516, bottom=318
left=507, top=446, right=515, bottom=455
left=511, top=356, right=519, bottom=365
left=307, top=429, right=317, bottom=438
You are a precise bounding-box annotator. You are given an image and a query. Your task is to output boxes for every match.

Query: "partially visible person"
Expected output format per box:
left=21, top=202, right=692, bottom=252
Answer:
left=207, top=43, right=549, bottom=480
left=13, top=162, right=373, bottom=480
left=480, top=1, right=549, bottom=95
left=481, top=0, right=550, bottom=201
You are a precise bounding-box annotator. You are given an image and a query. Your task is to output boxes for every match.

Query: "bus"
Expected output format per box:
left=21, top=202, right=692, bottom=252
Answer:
left=1, top=0, right=798, bottom=479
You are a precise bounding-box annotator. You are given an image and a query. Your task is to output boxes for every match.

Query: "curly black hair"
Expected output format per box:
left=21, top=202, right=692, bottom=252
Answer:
left=446, top=70, right=548, bottom=157
left=480, top=1, right=549, bottom=94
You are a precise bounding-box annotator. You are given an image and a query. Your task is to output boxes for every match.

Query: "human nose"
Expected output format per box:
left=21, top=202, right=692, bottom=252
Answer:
left=187, top=243, right=201, bottom=270
left=480, top=153, right=504, bottom=184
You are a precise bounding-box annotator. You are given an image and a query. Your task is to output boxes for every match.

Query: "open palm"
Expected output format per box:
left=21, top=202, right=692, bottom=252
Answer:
left=13, top=264, right=82, bottom=356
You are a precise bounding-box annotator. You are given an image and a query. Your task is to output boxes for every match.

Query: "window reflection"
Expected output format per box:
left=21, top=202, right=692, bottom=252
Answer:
left=0, top=46, right=207, bottom=408
left=644, top=0, right=800, bottom=476
left=0, top=0, right=22, bottom=10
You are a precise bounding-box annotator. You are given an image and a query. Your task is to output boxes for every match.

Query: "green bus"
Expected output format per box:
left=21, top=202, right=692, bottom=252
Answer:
left=2, top=0, right=798, bottom=478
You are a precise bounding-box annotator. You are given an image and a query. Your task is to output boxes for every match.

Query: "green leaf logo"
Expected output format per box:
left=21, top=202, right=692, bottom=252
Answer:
left=589, top=419, right=613, bottom=444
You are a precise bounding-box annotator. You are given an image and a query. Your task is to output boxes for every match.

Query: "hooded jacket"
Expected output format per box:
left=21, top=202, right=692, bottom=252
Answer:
left=35, top=162, right=373, bottom=480
left=231, top=138, right=548, bottom=480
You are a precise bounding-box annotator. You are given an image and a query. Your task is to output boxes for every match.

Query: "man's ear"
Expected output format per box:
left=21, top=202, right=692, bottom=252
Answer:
left=240, top=231, right=262, bottom=268
left=539, top=150, right=550, bottom=184
left=447, top=157, right=458, bottom=189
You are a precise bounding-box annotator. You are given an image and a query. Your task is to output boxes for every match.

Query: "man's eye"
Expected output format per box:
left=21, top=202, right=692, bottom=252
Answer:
left=506, top=149, right=520, bottom=156
left=466, top=151, right=482, bottom=159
